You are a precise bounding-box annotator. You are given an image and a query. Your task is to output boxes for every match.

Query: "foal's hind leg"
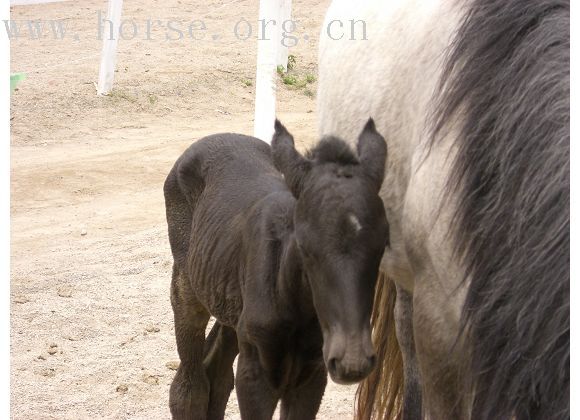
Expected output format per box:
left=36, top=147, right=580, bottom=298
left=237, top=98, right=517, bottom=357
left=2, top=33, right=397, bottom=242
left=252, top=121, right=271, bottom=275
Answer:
left=280, top=362, right=327, bottom=420
left=203, top=323, right=239, bottom=420
left=395, top=286, right=422, bottom=420
left=170, top=264, right=211, bottom=420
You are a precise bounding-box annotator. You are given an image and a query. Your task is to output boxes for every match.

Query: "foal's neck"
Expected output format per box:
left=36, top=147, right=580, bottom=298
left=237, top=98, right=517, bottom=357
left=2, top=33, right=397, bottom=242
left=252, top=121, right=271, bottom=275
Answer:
left=276, top=230, right=315, bottom=323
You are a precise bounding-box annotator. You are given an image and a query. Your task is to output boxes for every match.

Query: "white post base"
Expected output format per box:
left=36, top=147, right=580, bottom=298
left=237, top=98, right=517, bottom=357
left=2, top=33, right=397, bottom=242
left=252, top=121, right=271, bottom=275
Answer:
left=276, top=0, right=291, bottom=71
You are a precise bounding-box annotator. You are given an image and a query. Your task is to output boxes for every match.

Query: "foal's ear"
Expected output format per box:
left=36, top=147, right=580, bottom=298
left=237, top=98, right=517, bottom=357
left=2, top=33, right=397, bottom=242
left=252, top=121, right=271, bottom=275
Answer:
left=357, top=118, right=387, bottom=191
left=272, top=119, right=311, bottom=197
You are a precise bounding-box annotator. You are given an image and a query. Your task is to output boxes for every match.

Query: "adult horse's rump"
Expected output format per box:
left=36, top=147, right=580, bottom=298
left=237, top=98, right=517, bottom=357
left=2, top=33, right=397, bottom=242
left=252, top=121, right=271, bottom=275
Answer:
left=318, top=0, right=569, bottom=418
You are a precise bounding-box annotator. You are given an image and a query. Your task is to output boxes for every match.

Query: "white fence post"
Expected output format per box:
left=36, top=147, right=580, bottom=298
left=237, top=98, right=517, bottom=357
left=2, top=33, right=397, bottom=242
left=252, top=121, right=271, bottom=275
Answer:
left=97, top=0, right=123, bottom=95
left=254, top=0, right=292, bottom=143
left=276, top=0, right=291, bottom=71
left=253, top=0, right=280, bottom=143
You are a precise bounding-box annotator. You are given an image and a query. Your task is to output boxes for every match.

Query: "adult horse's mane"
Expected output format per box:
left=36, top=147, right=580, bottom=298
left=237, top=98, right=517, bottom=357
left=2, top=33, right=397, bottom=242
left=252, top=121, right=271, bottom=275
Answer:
left=434, top=0, right=569, bottom=418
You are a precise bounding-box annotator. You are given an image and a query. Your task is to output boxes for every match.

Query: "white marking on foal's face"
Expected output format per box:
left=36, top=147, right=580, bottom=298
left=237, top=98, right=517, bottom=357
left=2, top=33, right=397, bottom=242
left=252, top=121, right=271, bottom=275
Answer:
left=349, top=214, right=362, bottom=234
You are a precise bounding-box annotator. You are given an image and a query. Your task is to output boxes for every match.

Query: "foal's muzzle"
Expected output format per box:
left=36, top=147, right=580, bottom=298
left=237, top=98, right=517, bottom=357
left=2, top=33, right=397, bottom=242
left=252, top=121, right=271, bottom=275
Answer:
left=327, top=352, right=376, bottom=384
left=324, top=329, right=377, bottom=384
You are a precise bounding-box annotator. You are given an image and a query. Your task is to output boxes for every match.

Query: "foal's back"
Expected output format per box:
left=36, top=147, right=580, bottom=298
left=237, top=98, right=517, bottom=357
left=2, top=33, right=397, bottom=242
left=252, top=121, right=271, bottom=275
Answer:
left=171, top=133, right=279, bottom=198
left=164, top=133, right=287, bottom=326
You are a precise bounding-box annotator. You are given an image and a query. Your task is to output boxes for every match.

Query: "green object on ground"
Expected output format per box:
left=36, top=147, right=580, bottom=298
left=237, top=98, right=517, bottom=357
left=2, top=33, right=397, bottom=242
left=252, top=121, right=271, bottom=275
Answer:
left=11, top=73, right=26, bottom=91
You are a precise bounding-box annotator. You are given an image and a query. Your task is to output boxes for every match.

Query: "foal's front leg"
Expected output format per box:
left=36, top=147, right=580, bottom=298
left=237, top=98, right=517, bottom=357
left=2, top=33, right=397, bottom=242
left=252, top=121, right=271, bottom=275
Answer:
left=235, top=340, right=279, bottom=420
left=280, top=362, right=327, bottom=420
left=170, top=265, right=211, bottom=420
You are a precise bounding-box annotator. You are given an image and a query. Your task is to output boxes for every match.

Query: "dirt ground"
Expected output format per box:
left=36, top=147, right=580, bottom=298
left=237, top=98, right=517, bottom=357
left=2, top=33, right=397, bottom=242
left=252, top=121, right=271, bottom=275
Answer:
left=10, top=0, right=360, bottom=418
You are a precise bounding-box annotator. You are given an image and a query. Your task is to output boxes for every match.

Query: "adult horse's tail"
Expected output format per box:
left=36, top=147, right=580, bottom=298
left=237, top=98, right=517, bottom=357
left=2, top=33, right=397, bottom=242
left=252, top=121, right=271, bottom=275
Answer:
left=355, top=274, right=403, bottom=420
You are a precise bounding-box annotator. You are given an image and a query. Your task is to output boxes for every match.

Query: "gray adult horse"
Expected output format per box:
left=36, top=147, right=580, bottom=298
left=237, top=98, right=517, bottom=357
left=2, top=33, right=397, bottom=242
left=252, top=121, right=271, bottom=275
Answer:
left=317, top=0, right=569, bottom=419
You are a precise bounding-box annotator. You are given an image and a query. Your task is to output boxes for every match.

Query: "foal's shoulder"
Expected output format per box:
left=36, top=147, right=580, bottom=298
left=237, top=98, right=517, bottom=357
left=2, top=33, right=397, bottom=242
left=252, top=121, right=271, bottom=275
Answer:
left=258, top=190, right=296, bottom=241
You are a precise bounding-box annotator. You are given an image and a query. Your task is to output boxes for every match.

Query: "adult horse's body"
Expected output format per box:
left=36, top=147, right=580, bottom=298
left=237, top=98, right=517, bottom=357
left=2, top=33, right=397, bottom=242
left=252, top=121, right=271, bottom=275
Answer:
left=318, top=0, right=569, bottom=419
left=164, top=121, right=390, bottom=419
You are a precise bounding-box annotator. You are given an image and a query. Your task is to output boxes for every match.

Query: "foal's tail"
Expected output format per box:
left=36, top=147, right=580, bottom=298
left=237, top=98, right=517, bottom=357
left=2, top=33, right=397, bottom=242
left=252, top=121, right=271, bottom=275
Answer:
left=163, top=145, right=205, bottom=266
left=355, top=273, right=403, bottom=420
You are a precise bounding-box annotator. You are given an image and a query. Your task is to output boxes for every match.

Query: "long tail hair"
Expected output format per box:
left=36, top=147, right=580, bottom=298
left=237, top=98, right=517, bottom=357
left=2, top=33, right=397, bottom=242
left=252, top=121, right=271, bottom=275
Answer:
left=355, top=273, right=403, bottom=420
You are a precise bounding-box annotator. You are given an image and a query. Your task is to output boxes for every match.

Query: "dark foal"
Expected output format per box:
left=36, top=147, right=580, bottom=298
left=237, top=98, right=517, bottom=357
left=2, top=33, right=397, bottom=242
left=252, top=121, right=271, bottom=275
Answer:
left=164, top=119, right=389, bottom=420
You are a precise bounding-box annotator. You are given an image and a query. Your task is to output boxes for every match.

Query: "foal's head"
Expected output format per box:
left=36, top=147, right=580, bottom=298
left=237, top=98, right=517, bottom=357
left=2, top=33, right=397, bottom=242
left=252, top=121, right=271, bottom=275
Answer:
left=272, top=119, right=388, bottom=384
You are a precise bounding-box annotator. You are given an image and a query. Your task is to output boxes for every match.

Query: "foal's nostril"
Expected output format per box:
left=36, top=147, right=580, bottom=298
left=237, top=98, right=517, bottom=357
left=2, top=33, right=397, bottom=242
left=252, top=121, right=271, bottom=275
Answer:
left=368, top=354, right=376, bottom=370
left=328, top=357, right=338, bottom=375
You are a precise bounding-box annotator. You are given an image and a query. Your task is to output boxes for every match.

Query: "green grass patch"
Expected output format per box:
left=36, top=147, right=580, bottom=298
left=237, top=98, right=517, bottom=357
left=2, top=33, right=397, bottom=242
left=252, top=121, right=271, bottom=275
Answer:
left=282, top=74, right=298, bottom=85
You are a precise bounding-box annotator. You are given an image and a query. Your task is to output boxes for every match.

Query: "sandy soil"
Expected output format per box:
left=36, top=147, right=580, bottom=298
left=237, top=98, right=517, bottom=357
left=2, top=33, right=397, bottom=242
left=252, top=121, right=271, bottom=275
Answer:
left=10, top=0, right=360, bottom=418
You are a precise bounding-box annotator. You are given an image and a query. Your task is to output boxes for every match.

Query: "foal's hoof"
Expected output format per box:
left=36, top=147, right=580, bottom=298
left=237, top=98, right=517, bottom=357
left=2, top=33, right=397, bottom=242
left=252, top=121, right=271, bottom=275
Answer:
left=169, top=371, right=209, bottom=420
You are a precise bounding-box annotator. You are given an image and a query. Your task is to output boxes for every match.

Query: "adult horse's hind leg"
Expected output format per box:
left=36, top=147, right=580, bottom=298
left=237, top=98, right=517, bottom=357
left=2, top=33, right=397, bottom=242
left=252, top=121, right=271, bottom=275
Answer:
left=394, top=286, right=422, bottom=420
left=203, top=323, right=239, bottom=420
left=280, top=363, right=327, bottom=420
left=170, top=264, right=211, bottom=420
left=412, top=271, right=469, bottom=420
